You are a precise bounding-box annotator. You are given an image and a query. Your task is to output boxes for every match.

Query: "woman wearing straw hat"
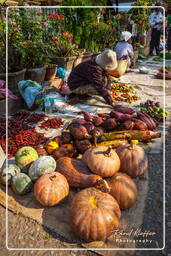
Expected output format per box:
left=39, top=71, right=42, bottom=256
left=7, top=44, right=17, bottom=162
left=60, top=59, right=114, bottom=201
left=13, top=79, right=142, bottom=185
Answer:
left=64, top=49, right=117, bottom=107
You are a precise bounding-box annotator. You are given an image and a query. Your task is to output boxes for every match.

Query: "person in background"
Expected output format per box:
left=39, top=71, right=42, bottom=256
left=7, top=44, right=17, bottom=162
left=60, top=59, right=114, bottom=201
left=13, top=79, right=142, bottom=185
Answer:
left=115, top=31, right=134, bottom=69
left=167, top=8, right=171, bottom=53
left=65, top=49, right=117, bottom=107
left=148, top=2, right=164, bottom=56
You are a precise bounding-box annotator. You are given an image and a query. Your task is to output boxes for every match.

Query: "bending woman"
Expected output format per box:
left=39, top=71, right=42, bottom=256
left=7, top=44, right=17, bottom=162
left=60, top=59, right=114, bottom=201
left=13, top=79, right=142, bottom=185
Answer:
left=64, top=49, right=117, bottom=107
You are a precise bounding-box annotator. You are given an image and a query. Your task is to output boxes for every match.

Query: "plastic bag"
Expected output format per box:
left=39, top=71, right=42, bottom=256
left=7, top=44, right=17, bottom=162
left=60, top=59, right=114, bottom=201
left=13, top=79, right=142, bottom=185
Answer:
left=18, top=80, right=42, bottom=108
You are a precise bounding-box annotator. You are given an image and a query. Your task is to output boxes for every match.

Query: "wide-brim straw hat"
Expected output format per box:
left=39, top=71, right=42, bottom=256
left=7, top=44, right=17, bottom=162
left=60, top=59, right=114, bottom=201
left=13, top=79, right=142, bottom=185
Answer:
left=95, top=49, right=118, bottom=71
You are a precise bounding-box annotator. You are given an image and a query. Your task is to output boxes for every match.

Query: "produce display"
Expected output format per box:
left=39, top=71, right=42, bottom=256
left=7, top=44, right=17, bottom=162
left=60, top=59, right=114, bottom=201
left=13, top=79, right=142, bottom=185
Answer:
left=0, top=112, right=63, bottom=158
left=15, top=146, right=39, bottom=170
left=34, top=172, right=69, bottom=206
left=44, top=141, right=59, bottom=154
left=116, top=140, right=148, bottom=178
left=82, top=146, right=120, bottom=178
left=11, top=173, right=33, bottom=195
left=28, top=156, right=56, bottom=181
left=140, top=100, right=168, bottom=122
left=102, top=130, right=161, bottom=142
left=111, top=83, right=140, bottom=103
left=0, top=164, right=21, bottom=186
left=52, top=144, right=78, bottom=160
left=155, top=65, right=171, bottom=80
left=0, top=101, right=166, bottom=242
left=70, top=187, right=121, bottom=242
left=56, top=157, right=101, bottom=187
left=106, top=172, right=137, bottom=210
left=38, top=118, right=63, bottom=130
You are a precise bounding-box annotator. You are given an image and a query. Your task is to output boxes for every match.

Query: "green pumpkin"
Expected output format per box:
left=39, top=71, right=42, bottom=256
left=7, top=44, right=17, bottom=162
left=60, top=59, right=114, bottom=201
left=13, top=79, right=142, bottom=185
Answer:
left=15, top=146, right=38, bottom=170
left=28, top=156, right=56, bottom=181
left=0, top=164, right=21, bottom=186
left=11, top=173, right=33, bottom=195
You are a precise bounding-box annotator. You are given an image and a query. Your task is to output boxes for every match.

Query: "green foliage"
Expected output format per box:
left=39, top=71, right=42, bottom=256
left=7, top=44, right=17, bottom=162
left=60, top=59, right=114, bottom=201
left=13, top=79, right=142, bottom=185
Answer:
left=130, top=0, right=153, bottom=33
left=19, top=41, right=48, bottom=69
left=45, top=33, right=80, bottom=58
left=0, top=8, right=24, bottom=72
left=60, top=3, right=120, bottom=52
left=62, top=0, right=107, bottom=6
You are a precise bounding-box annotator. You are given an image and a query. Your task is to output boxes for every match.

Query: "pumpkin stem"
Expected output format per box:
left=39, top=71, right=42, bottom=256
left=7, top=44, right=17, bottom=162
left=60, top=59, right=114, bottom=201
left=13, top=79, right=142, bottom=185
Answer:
left=128, top=139, right=138, bottom=149
left=94, top=135, right=97, bottom=147
left=95, top=179, right=110, bottom=193
left=49, top=175, right=57, bottom=181
left=94, top=130, right=100, bottom=147
left=104, top=146, right=112, bottom=157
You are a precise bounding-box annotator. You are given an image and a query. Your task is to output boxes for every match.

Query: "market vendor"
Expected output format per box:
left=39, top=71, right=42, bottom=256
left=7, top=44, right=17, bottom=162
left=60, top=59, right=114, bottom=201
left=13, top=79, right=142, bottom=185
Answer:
left=148, top=2, right=164, bottom=56
left=65, top=49, right=117, bottom=107
left=115, top=31, right=134, bottom=68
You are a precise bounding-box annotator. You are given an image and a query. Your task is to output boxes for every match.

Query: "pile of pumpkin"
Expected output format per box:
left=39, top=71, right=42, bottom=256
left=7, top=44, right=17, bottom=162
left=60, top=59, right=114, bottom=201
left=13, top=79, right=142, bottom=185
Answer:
left=0, top=138, right=148, bottom=242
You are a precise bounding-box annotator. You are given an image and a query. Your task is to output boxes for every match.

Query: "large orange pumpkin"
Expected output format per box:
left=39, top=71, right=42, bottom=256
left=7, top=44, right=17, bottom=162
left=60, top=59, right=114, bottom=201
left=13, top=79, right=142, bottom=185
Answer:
left=106, top=172, right=137, bottom=210
left=116, top=141, right=148, bottom=178
left=82, top=146, right=120, bottom=178
left=70, top=187, right=121, bottom=242
left=34, top=172, right=69, bottom=206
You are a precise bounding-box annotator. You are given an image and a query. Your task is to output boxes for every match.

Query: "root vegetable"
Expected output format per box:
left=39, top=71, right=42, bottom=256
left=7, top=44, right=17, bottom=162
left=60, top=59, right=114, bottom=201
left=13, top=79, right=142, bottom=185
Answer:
left=103, top=118, right=117, bottom=130
left=69, top=123, right=91, bottom=140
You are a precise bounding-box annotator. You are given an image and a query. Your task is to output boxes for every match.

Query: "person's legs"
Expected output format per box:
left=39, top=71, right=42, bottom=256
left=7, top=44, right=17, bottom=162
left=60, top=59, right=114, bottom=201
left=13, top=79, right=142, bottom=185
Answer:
left=167, top=29, right=171, bottom=53
left=155, top=30, right=161, bottom=55
left=72, top=84, right=100, bottom=96
left=149, top=28, right=156, bottom=55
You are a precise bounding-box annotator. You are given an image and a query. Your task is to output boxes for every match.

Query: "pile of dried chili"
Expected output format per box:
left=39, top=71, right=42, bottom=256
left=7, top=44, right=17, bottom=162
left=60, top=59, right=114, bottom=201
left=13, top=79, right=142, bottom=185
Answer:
left=0, top=112, right=63, bottom=158
left=39, top=118, right=63, bottom=130
left=0, top=128, right=48, bottom=158
left=12, top=111, right=45, bottom=124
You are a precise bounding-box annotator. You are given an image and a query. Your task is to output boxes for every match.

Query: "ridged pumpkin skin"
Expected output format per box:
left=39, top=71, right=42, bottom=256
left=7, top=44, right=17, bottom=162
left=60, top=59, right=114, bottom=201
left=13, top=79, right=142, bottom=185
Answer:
left=106, top=172, right=137, bottom=210
left=116, top=143, right=148, bottom=178
left=70, top=187, right=121, bottom=242
left=34, top=172, right=69, bottom=206
left=83, top=146, right=120, bottom=178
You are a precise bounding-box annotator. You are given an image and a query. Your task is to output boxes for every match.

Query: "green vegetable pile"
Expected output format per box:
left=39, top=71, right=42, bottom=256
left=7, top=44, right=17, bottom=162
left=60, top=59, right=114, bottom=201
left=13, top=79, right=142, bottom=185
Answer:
left=140, top=100, right=168, bottom=122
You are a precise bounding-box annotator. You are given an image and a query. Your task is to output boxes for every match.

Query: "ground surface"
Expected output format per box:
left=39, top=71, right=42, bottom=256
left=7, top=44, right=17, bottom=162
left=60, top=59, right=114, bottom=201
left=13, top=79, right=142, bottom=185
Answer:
left=0, top=63, right=171, bottom=256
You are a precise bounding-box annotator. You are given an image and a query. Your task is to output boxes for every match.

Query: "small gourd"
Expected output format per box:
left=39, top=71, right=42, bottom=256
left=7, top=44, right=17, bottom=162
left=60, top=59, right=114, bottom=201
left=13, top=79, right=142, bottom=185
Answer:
left=56, top=157, right=109, bottom=191
left=44, top=141, right=59, bottom=154
left=11, top=173, right=33, bottom=195
left=106, top=172, right=137, bottom=210
left=34, top=172, right=69, bottom=206
left=116, top=140, right=148, bottom=178
left=0, top=164, right=21, bottom=186
left=83, top=146, right=120, bottom=178
left=28, top=156, right=56, bottom=181
left=15, top=146, right=38, bottom=170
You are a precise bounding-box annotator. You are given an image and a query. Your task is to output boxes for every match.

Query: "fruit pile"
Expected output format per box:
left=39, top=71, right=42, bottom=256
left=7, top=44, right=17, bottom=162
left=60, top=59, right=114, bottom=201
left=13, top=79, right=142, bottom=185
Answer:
left=0, top=138, right=148, bottom=242
left=111, top=83, right=140, bottom=103
left=140, top=100, right=168, bottom=122
left=155, top=66, right=171, bottom=80
left=37, top=105, right=161, bottom=160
